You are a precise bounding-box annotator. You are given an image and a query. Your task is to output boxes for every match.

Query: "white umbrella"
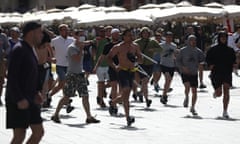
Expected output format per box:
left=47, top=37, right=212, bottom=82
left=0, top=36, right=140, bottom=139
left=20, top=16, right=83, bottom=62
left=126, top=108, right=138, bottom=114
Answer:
left=104, top=6, right=126, bottom=13
left=139, top=4, right=160, bottom=9
left=204, top=2, right=224, bottom=8
left=223, top=5, right=240, bottom=18
left=153, top=6, right=223, bottom=22
left=158, top=2, right=176, bottom=9
left=77, top=11, right=153, bottom=26
left=78, top=4, right=96, bottom=11
left=176, top=1, right=192, bottom=7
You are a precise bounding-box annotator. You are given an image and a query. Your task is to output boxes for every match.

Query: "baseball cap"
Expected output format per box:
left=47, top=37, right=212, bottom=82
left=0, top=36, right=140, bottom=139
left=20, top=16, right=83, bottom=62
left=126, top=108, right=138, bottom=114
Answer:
left=111, top=28, right=120, bottom=34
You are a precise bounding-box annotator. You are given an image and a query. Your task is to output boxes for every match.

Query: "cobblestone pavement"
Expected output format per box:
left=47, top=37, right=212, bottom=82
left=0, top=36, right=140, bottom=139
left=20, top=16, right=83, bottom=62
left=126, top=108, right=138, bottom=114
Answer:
left=1, top=71, right=240, bottom=144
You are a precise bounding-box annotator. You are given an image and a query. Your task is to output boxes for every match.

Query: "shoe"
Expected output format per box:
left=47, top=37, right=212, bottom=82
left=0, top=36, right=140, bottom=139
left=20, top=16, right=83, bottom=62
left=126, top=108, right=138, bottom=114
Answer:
left=0, top=99, right=3, bottom=106
left=168, top=88, right=173, bottom=92
left=66, top=106, right=74, bottom=113
left=127, top=116, right=135, bottom=126
left=42, top=97, right=52, bottom=108
left=183, top=97, right=189, bottom=108
left=132, top=93, right=137, bottom=101
left=146, top=99, right=152, bottom=107
left=199, top=84, right=207, bottom=89
left=150, top=79, right=154, bottom=85
left=160, top=95, right=168, bottom=105
left=108, top=100, right=118, bottom=115
left=97, top=96, right=106, bottom=108
left=190, top=107, right=198, bottom=116
left=223, top=111, right=229, bottom=119
left=138, top=93, right=144, bottom=103
left=86, top=117, right=100, bottom=124
left=51, top=115, right=61, bottom=123
left=154, top=84, right=160, bottom=93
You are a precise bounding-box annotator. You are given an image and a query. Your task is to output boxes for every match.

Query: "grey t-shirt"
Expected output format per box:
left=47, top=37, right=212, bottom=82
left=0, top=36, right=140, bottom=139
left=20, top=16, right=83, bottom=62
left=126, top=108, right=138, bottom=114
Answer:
left=67, top=43, right=83, bottom=74
left=176, top=46, right=205, bottom=75
left=160, top=42, right=177, bottom=67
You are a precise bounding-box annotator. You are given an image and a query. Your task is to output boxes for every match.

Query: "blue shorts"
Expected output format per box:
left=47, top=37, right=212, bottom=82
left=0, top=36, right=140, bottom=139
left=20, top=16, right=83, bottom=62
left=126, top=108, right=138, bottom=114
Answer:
left=56, top=66, right=67, bottom=81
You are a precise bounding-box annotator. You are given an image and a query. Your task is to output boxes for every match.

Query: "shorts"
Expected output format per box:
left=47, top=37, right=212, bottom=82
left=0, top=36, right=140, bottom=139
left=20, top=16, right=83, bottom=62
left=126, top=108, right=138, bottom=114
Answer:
left=209, top=73, right=232, bottom=89
left=118, top=70, right=134, bottom=88
left=108, top=67, right=119, bottom=82
left=56, top=65, right=67, bottom=81
left=138, top=64, right=153, bottom=79
left=83, top=60, right=93, bottom=73
left=63, top=73, right=88, bottom=97
left=96, top=66, right=109, bottom=82
left=152, top=63, right=161, bottom=72
left=160, top=65, right=175, bottom=78
left=181, top=74, right=198, bottom=88
left=6, top=103, right=42, bottom=129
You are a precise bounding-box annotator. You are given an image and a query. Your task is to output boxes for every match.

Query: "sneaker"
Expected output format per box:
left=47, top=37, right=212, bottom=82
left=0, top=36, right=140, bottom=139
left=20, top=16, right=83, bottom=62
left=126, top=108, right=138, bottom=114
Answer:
left=86, top=117, right=100, bottom=124
left=127, top=116, right=135, bottom=126
left=66, top=106, right=74, bottom=113
left=146, top=99, right=152, bottom=107
left=154, top=84, right=160, bottom=93
left=160, top=95, right=168, bottom=105
left=109, top=100, right=118, bottom=116
left=97, top=96, right=106, bottom=108
left=199, top=83, right=207, bottom=89
left=42, top=96, right=52, bottom=108
left=132, top=93, right=137, bottom=101
left=51, top=115, right=61, bottom=123
left=183, top=97, right=189, bottom=108
left=190, top=107, right=198, bottom=116
left=168, top=88, right=173, bottom=92
left=138, top=93, right=144, bottom=103
left=0, top=99, right=3, bottom=106
left=150, top=78, right=154, bottom=85
left=223, top=111, right=229, bottom=119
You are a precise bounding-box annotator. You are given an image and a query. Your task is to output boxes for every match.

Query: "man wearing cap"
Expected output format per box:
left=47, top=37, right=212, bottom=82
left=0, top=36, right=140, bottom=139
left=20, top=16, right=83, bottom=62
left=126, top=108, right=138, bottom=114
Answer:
left=98, top=28, right=121, bottom=115
left=92, top=26, right=111, bottom=108
left=5, top=21, right=44, bottom=144
left=134, top=26, right=162, bottom=107
left=176, top=35, right=205, bottom=116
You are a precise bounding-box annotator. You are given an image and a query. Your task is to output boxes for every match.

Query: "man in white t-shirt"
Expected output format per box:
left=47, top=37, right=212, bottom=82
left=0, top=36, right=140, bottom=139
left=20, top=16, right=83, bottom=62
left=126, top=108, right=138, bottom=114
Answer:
left=45, top=24, right=74, bottom=107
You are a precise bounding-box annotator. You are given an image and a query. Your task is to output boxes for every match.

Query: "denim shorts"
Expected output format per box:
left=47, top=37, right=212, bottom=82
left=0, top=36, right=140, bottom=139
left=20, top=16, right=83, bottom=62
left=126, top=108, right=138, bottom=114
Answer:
left=56, top=66, right=67, bottom=81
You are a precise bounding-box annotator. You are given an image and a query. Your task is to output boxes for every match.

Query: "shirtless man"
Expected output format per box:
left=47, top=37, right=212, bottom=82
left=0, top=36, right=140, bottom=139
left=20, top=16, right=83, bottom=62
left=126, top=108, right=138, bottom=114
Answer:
left=107, top=29, right=143, bottom=126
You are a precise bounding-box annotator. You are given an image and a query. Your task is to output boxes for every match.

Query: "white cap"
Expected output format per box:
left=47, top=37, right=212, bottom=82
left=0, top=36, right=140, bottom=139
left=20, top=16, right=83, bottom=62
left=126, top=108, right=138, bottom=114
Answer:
left=111, top=28, right=120, bottom=34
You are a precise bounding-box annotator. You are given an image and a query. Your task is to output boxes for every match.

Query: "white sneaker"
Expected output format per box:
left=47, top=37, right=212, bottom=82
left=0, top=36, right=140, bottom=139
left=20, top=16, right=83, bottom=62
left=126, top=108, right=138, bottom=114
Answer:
left=223, top=111, right=229, bottom=119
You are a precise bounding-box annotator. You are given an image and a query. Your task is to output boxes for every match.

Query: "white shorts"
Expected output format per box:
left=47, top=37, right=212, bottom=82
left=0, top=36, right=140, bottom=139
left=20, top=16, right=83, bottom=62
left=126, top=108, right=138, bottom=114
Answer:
left=96, top=66, right=109, bottom=82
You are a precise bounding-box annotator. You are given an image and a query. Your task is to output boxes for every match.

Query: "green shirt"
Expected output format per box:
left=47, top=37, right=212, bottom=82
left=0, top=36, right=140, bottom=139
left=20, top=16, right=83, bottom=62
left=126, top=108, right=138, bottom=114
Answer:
left=134, top=38, right=162, bottom=65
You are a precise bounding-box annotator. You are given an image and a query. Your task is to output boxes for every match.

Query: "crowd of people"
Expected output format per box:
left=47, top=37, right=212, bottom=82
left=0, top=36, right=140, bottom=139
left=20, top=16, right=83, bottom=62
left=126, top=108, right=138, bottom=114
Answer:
left=0, top=21, right=239, bottom=143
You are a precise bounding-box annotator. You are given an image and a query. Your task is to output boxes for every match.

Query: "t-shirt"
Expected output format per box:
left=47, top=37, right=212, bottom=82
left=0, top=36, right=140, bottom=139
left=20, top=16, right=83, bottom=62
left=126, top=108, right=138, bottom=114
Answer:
left=67, top=43, right=83, bottom=74
left=51, top=36, right=74, bottom=67
left=160, top=42, right=177, bottom=67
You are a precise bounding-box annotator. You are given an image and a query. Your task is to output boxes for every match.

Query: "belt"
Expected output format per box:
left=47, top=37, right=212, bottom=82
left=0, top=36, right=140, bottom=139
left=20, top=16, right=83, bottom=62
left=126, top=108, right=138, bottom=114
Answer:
left=120, top=67, right=138, bottom=72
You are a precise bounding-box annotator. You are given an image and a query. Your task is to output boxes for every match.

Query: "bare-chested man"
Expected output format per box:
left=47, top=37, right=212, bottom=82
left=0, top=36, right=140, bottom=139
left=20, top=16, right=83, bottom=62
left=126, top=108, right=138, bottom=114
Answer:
left=107, top=29, right=143, bottom=126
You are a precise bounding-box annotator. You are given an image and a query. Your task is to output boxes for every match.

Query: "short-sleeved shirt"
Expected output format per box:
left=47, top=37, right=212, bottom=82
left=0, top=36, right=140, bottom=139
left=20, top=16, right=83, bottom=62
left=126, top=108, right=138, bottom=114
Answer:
left=67, top=43, right=83, bottom=74
left=51, top=36, right=74, bottom=67
left=176, top=46, right=205, bottom=75
left=160, top=42, right=177, bottom=67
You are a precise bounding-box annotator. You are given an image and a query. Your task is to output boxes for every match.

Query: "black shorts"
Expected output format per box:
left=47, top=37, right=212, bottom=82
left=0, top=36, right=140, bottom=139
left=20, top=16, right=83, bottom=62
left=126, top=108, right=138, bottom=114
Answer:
left=160, top=65, right=175, bottom=78
left=108, top=67, right=119, bottom=82
left=181, top=74, right=198, bottom=88
left=6, top=103, right=42, bottom=129
left=118, top=70, right=134, bottom=88
left=210, top=73, right=232, bottom=89
left=138, top=64, right=153, bottom=79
